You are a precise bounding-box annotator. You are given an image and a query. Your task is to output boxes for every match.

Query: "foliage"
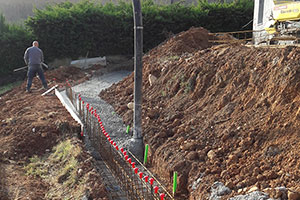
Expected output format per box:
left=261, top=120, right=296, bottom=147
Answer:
left=0, top=81, right=22, bottom=95
left=24, top=139, right=84, bottom=199
left=0, top=0, right=254, bottom=77
left=25, top=0, right=253, bottom=61
left=0, top=13, right=33, bottom=76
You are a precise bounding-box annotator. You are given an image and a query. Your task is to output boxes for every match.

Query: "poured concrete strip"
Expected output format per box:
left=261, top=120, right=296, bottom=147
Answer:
left=54, top=88, right=84, bottom=131
left=41, top=85, right=58, bottom=96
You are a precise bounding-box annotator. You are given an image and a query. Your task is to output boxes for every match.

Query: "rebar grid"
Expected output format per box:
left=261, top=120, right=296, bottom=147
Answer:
left=65, top=84, right=174, bottom=200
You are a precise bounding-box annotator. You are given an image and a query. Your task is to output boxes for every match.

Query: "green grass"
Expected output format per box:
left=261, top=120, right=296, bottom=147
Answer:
left=24, top=139, right=85, bottom=199
left=0, top=81, right=22, bottom=95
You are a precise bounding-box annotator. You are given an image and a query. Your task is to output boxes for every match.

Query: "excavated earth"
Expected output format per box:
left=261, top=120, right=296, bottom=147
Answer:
left=100, top=27, right=300, bottom=199
left=1, top=26, right=300, bottom=200
left=0, top=66, right=108, bottom=199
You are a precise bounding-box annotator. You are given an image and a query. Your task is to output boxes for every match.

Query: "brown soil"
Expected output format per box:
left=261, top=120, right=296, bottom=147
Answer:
left=100, top=27, right=300, bottom=199
left=0, top=66, right=108, bottom=200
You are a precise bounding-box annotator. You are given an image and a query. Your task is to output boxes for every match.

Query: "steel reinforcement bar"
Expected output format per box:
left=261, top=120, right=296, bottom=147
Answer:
left=65, top=81, right=174, bottom=200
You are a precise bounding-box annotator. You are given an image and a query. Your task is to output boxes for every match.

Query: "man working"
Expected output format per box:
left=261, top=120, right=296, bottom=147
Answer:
left=24, top=41, right=48, bottom=93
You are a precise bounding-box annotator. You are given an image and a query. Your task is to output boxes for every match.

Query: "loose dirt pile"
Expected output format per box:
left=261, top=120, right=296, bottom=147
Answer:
left=0, top=66, right=108, bottom=199
left=100, top=27, right=300, bottom=199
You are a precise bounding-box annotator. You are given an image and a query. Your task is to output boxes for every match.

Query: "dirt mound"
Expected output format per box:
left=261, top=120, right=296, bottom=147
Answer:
left=148, top=27, right=212, bottom=58
left=100, top=27, right=300, bottom=199
left=0, top=66, right=108, bottom=199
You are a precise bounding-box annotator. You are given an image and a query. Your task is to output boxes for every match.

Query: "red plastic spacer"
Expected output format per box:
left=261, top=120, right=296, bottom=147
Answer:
left=134, top=167, right=139, bottom=174
left=116, top=146, right=119, bottom=150
left=144, top=176, right=149, bottom=182
left=80, top=132, right=84, bottom=137
left=132, top=162, right=135, bottom=168
left=120, top=148, right=124, bottom=152
left=125, top=155, right=129, bottom=160
left=150, top=178, right=154, bottom=185
left=139, top=172, right=143, bottom=179
left=110, top=140, right=114, bottom=144
left=82, top=101, right=84, bottom=104
left=128, top=158, right=132, bottom=164
left=108, top=138, right=111, bottom=141
left=113, top=142, right=116, bottom=146
left=123, top=151, right=127, bottom=156
left=160, top=193, right=165, bottom=200
left=154, top=186, right=159, bottom=194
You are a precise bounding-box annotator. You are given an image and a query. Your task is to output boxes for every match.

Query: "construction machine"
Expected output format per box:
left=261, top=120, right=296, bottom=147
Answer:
left=265, top=0, right=300, bottom=44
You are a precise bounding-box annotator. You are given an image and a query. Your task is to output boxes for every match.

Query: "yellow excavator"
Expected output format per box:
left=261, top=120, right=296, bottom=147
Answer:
left=266, top=0, right=300, bottom=44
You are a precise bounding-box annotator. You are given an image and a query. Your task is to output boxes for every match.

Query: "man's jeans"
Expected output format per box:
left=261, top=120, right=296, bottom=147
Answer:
left=27, top=64, right=48, bottom=91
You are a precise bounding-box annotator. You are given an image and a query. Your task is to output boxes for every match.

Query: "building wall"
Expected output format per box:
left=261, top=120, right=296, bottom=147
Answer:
left=252, top=0, right=274, bottom=44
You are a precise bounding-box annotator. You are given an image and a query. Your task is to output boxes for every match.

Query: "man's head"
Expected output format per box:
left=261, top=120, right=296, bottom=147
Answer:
left=32, top=41, right=39, bottom=47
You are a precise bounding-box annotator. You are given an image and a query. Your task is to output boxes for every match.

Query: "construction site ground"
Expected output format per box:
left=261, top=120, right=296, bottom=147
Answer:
left=100, top=27, right=300, bottom=199
left=0, top=66, right=109, bottom=199
left=0, top=27, right=300, bottom=200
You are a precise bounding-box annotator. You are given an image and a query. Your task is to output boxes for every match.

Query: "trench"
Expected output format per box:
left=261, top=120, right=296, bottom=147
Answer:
left=62, top=70, right=131, bottom=199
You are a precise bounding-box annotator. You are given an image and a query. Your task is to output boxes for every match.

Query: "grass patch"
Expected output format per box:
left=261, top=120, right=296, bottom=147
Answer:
left=24, top=139, right=85, bottom=199
left=0, top=81, right=22, bottom=95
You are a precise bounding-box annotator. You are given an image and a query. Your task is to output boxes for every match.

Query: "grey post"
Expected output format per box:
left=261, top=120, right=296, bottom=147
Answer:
left=127, top=0, right=144, bottom=161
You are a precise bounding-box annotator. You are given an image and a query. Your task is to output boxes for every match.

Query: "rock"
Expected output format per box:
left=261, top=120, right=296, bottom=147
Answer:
left=7, top=117, right=17, bottom=124
left=148, top=109, right=159, bottom=119
left=177, top=137, right=185, bottom=144
left=264, top=171, right=278, bottom=180
left=41, top=132, right=47, bottom=137
left=127, top=102, right=134, bottom=110
left=264, top=144, right=281, bottom=157
left=186, top=151, right=198, bottom=160
left=225, top=181, right=235, bottom=190
left=78, top=168, right=83, bottom=176
left=172, top=118, right=181, bottom=127
left=180, top=142, right=197, bottom=151
left=209, top=182, right=231, bottom=200
left=288, top=190, right=300, bottom=200
left=296, top=107, right=300, bottom=120
left=227, top=154, right=238, bottom=165
left=191, top=174, right=204, bottom=190
left=229, top=191, right=270, bottom=200
left=148, top=74, right=157, bottom=86
left=207, top=150, right=217, bottom=160
left=47, top=112, right=57, bottom=118
left=253, top=167, right=260, bottom=176
left=264, top=187, right=288, bottom=199
left=248, top=186, right=259, bottom=193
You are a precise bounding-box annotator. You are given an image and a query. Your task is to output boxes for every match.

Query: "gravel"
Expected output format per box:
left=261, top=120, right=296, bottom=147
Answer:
left=72, top=70, right=132, bottom=147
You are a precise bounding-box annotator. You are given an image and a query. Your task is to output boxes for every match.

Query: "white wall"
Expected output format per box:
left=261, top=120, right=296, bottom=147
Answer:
left=253, top=0, right=275, bottom=44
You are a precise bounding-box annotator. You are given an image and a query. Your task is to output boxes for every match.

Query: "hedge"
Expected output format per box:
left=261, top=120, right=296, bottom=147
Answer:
left=0, top=0, right=254, bottom=76
left=25, top=0, right=253, bottom=61
left=0, top=14, right=33, bottom=77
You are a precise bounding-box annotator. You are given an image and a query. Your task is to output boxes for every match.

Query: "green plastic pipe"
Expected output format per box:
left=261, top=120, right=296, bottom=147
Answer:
left=126, top=125, right=130, bottom=134
left=143, top=144, right=149, bottom=165
left=173, top=171, right=178, bottom=196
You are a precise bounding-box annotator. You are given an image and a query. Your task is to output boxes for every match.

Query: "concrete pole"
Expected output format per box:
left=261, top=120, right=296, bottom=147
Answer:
left=127, top=0, right=144, bottom=161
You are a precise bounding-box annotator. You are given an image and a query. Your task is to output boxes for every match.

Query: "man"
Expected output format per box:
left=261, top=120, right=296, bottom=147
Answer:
left=24, top=41, right=48, bottom=93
